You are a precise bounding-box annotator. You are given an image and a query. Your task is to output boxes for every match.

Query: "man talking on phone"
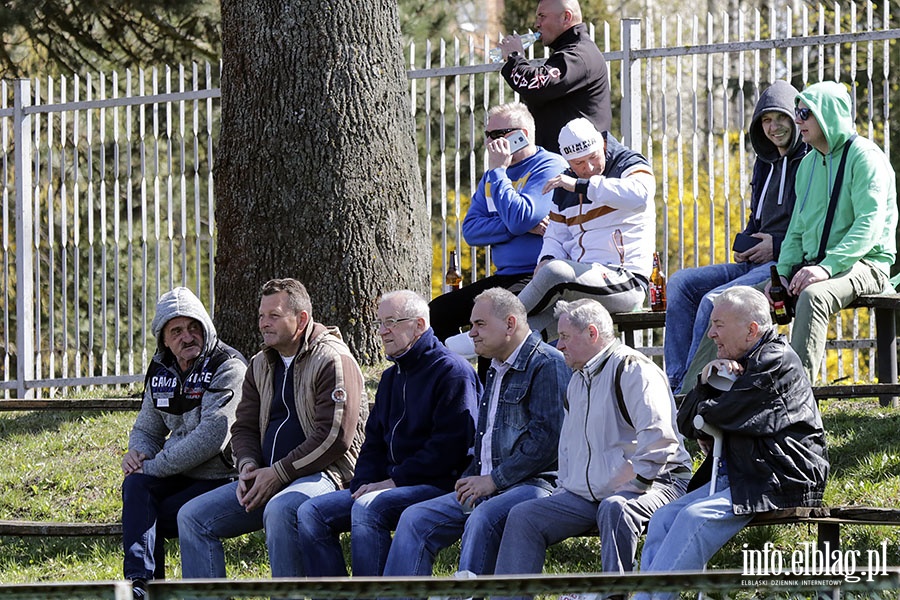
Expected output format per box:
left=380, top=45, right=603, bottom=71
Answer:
left=431, top=102, right=567, bottom=373
left=664, top=81, right=809, bottom=393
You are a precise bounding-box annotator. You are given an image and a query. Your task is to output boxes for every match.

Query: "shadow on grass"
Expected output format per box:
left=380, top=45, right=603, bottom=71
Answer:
left=0, top=410, right=116, bottom=443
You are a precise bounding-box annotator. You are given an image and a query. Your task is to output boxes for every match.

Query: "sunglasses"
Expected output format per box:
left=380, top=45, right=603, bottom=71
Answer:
left=485, top=128, right=517, bottom=140
left=795, top=106, right=813, bottom=121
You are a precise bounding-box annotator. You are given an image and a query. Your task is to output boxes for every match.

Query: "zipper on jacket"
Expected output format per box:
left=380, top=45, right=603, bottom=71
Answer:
left=576, top=193, right=588, bottom=261
left=388, top=364, right=408, bottom=465
left=269, top=360, right=293, bottom=466
left=581, top=370, right=599, bottom=502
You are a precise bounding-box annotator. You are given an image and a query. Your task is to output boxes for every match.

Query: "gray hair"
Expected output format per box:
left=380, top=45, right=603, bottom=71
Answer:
left=487, top=102, right=537, bottom=143
left=474, top=287, right=528, bottom=328
left=380, top=290, right=430, bottom=327
left=554, top=298, right=615, bottom=344
left=712, top=286, right=774, bottom=331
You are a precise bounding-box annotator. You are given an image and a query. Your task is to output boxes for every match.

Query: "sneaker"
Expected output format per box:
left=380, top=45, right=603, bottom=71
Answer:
left=445, top=332, right=477, bottom=360
left=132, top=579, right=148, bottom=599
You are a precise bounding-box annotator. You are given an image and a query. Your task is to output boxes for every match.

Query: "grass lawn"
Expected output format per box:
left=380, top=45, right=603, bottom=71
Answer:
left=0, top=397, right=899, bottom=588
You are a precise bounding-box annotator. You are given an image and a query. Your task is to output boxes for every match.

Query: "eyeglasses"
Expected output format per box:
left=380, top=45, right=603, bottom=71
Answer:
left=485, top=128, right=517, bottom=140
left=795, top=106, right=813, bottom=121
left=373, top=317, right=417, bottom=330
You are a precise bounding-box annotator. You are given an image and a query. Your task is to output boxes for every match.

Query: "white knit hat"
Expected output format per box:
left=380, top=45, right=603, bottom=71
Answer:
left=558, top=118, right=602, bottom=160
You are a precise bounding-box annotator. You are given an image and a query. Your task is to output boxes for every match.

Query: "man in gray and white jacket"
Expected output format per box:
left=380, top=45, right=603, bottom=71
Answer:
left=493, top=298, right=690, bottom=594
left=122, top=287, right=247, bottom=598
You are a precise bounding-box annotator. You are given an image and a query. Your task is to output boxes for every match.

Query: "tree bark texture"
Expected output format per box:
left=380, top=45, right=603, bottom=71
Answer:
left=214, top=0, right=429, bottom=364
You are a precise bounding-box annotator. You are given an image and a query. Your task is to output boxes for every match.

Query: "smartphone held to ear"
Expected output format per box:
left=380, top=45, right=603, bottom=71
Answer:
left=732, top=233, right=762, bottom=253
left=505, top=130, right=529, bottom=153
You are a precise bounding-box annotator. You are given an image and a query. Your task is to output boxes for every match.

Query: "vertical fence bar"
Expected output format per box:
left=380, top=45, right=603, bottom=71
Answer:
left=13, top=79, right=34, bottom=399
left=2, top=80, right=11, bottom=396
left=621, top=19, right=642, bottom=151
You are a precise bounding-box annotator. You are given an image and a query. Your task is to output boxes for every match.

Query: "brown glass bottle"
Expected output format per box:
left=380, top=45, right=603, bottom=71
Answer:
left=445, top=250, right=462, bottom=291
left=769, top=265, right=793, bottom=325
left=649, top=252, right=667, bottom=312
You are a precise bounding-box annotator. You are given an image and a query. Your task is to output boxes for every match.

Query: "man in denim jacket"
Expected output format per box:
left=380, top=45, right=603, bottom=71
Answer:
left=384, top=287, right=569, bottom=580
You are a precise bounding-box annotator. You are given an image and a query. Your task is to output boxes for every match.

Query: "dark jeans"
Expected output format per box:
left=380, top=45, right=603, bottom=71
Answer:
left=121, top=472, right=231, bottom=581
left=429, top=272, right=532, bottom=380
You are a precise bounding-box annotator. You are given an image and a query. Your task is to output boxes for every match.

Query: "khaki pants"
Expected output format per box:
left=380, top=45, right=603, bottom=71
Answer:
left=680, top=260, right=890, bottom=390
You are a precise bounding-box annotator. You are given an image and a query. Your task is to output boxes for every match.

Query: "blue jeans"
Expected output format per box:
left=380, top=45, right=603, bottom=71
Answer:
left=383, top=484, right=550, bottom=578
left=121, top=473, right=229, bottom=581
left=634, top=468, right=752, bottom=600
left=177, top=472, right=337, bottom=578
left=297, top=484, right=446, bottom=576
left=493, top=479, right=688, bottom=600
left=664, top=261, right=772, bottom=392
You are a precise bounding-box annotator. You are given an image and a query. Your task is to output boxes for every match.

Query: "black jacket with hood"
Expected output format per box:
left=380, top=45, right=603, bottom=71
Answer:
left=744, top=80, right=809, bottom=260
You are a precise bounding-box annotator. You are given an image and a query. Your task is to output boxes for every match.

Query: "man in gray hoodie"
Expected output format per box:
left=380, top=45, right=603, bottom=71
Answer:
left=664, top=80, right=809, bottom=393
left=122, top=287, right=246, bottom=598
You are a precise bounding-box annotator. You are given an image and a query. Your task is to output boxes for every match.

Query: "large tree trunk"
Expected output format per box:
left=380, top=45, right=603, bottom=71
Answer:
left=214, top=0, right=429, bottom=364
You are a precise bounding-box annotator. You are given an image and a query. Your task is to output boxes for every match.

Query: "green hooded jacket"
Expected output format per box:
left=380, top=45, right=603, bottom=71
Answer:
left=776, top=81, right=897, bottom=280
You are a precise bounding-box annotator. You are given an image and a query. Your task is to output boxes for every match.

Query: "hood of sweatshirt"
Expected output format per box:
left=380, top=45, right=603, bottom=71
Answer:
left=795, top=81, right=856, bottom=156
left=749, top=80, right=804, bottom=163
left=150, top=287, right=217, bottom=363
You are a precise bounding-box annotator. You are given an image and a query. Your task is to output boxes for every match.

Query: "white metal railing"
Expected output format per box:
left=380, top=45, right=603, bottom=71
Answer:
left=1, top=65, right=219, bottom=398
left=2, top=4, right=898, bottom=397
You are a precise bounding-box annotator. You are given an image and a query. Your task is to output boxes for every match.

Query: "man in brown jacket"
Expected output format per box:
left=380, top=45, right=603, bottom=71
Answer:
left=177, top=278, right=366, bottom=579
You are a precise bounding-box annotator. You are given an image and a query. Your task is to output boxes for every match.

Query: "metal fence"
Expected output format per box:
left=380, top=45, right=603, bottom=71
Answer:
left=2, top=3, right=899, bottom=398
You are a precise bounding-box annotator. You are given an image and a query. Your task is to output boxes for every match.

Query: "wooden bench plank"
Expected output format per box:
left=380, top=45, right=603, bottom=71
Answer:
left=0, top=520, right=121, bottom=536
left=747, top=506, right=900, bottom=551
left=0, top=398, right=142, bottom=411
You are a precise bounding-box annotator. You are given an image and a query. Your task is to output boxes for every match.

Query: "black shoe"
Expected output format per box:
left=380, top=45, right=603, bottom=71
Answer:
left=132, top=579, right=148, bottom=599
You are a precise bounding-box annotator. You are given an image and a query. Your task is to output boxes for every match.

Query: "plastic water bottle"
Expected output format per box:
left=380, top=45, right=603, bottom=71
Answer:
left=489, top=31, right=541, bottom=63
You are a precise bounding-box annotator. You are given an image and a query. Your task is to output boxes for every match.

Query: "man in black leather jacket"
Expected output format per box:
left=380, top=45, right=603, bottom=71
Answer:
left=634, top=286, right=828, bottom=599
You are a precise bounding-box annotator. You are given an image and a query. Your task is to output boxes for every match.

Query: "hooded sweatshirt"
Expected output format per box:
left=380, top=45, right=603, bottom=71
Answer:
left=777, top=81, right=897, bottom=279
left=129, top=287, right=247, bottom=480
left=744, top=80, right=809, bottom=259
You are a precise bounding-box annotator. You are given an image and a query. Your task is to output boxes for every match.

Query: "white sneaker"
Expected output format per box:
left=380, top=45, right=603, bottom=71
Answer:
left=445, top=332, right=477, bottom=360
left=428, top=570, right=477, bottom=600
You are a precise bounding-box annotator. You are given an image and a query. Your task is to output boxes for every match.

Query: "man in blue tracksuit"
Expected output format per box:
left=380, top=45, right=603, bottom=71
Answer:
left=430, top=102, right=567, bottom=348
left=297, top=290, right=480, bottom=577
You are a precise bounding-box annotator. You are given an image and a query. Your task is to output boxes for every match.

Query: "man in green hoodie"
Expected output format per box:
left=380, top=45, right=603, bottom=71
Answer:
left=766, top=81, right=897, bottom=383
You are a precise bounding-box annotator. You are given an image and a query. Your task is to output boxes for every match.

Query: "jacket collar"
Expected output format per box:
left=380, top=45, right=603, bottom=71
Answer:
left=506, top=330, right=544, bottom=372
left=743, top=327, right=779, bottom=364
left=548, top=23, right=589, bottom=52
left=581, top=339, right=620, bottom=379
left=262, top=321, right=328, bottom=365
left=389, top=327, right=438, bottom=370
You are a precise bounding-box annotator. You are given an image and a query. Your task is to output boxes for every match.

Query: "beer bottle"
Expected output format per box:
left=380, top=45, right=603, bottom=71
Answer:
left=769, top=265, right=792, bottom=325
left=445, top=250, right=462, bottom=292
left=649, top=252, right=667, bottom=312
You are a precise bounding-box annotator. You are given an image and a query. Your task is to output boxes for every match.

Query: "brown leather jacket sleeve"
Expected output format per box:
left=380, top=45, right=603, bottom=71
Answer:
left=230, top=362, right=264, bottom=473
